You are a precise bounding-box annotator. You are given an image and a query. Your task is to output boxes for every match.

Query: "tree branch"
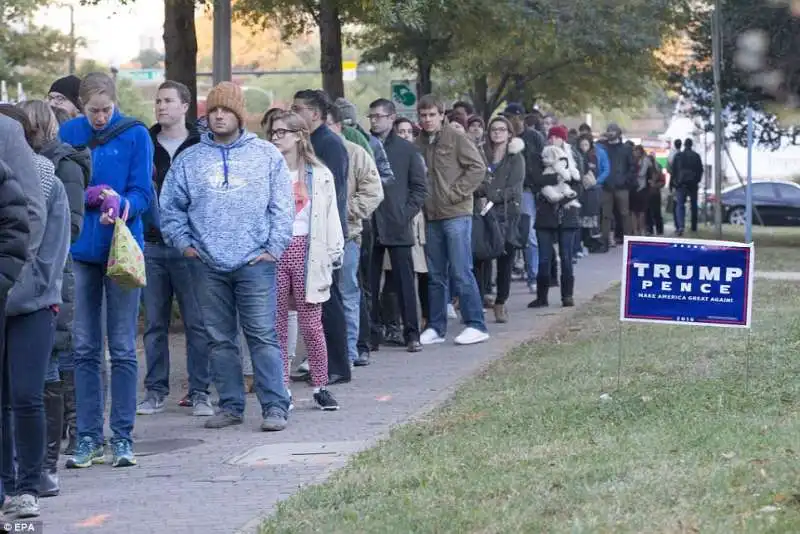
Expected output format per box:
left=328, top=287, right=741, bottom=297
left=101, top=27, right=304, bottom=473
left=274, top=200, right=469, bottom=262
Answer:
left=486, top=72, right=512, bottom=114
left=302, top=0, right=320, bottom=26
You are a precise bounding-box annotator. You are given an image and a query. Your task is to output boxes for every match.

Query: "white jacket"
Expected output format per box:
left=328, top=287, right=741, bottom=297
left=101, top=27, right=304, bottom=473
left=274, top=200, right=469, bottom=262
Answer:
left=303, top=163, right=344, bottom=304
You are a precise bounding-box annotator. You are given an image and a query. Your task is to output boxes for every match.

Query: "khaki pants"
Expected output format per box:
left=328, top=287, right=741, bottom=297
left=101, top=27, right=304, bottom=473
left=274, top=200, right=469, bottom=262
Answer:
left=601, top=189, right=632, bottom=245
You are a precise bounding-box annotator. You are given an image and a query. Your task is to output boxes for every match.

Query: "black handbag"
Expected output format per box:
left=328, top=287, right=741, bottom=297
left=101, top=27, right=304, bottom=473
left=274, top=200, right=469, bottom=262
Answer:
left=503, top=201, right=531, bottom=250
left=472, top=210, right=505, bottom=260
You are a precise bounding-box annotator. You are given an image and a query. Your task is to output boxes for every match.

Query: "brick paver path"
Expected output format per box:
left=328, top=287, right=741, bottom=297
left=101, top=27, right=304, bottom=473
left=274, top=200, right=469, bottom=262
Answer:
left=40, top=250, right=622, bottom=533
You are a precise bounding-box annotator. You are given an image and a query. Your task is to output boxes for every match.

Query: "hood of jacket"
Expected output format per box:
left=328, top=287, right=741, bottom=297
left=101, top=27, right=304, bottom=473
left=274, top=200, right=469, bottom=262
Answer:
left=507, top=137, right=525, bottom=155
left=41, top=139, right=91, bottom=188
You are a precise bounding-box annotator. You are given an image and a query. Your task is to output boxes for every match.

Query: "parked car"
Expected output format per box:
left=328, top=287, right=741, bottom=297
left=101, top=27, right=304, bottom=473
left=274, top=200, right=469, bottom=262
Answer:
left=706, top=180, right=800, bottom=226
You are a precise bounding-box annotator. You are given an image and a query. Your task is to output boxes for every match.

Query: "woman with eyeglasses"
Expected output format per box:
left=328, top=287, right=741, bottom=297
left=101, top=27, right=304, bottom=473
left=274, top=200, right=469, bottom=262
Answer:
left=267, top=111, right=344, bottom=411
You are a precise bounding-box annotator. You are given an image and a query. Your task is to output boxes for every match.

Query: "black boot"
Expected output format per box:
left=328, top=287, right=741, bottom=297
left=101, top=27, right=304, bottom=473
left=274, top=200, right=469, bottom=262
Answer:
left=561, top=275, right=575, bottom=307
left=41, top=381, right=63, bottom=497
left=527, top=277, right=550, bottom=308
left=61, top=370, right=77, bottom=455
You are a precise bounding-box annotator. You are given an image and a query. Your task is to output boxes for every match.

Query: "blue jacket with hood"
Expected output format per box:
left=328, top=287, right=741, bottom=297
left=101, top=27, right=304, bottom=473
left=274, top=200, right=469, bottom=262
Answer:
left=59, top=110, right=154, bottom=264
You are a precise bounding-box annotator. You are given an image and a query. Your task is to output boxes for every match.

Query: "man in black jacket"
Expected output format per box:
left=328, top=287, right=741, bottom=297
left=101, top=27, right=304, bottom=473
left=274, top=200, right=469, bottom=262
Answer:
left=672, top=138, right=704, bottom=236
left=598, top=123, right=634, bottom=250
left=293, top=89, right=351, bottom=384
left=137, top=81, right=212, bottom=417
left=368, top=98, right=427, bottom=353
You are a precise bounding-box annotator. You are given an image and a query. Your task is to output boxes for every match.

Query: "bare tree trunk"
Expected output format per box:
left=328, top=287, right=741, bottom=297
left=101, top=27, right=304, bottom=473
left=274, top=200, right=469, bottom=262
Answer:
left=163, top=0, right=198, bottom=120
left=472, top=75, right=488, bottom=120
left=417, top=56, right=433, bottom=95
left=318, top=2, right=344, bottom=99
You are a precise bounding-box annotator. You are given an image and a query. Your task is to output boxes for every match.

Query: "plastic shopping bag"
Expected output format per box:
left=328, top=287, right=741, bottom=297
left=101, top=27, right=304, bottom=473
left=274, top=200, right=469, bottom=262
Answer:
left=106, top=203, right=146, bottom=289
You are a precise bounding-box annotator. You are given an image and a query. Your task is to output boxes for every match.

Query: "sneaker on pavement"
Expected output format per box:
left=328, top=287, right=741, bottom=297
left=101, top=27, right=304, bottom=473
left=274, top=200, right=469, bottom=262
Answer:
left=313, top=388, right=339, bottom=411
left=11, top=494, right=39, bottom=519
left=298, top=359, right=309, bottom=373
left=2, top=495, right=20, bottom=517
left=111, top=439, right=137, bottom=468
left=420, top=328, right=446, bottom=345
left=287, top=388, right=294, bottom=411
left=261, top=408, right=288, bottom=431
left=454, top=327, right=490, bottom=346
left=65, top=437, right=105, bottom=469
left=191, top=392, right=214, bottom=417
left=447, top=303, right=458, bottom=319
left=204, top=411, right=243, bottom=429
left=136, top=392, right=165, bottom=415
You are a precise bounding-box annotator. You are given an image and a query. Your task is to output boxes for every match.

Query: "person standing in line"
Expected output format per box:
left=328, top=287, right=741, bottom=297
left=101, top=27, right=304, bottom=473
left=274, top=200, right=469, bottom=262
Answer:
left=327, top=106, right=384, bottom=365
left=59, top=73, right=154, bottom=469
left=0, top=106, right=69, bottom=519
left=160, top=82, right=294, bottom=431
left=268, top=110, right=344, bottom=410
left=292, top=89, right=351, bottom=384
left=46, top=75, right=82, bottom=119
left=673, top=138, right=704, bottom=236
left=17, top=100, right=89, bottom=496
left=136, top=80, right=212, bottom=418
left=368, top=98, right=427, bottom=353
left=416, top=95, right=488, bottom=346
left=597, top=123, right=634, bottom=251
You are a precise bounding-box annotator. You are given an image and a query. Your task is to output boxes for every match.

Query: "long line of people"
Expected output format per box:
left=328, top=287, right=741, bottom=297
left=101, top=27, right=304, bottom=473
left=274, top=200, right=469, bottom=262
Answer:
left=0, top=72, right=654, bottom=521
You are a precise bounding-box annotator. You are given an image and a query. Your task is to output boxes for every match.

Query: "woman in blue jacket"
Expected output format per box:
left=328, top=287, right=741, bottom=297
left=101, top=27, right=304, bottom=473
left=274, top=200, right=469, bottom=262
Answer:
left=59, top=72, right=153, bottom=469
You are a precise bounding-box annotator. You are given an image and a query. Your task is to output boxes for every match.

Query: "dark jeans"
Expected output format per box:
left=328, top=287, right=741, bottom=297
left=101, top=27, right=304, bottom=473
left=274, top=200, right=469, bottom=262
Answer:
left=474, top=260, right=492, bottom=300
left=356, top=222, right=373, bottom=355
left=194, top=260, right=289, bottom=417
left=322, top=271, right=351, bottom=380
left=675, top=185, right=699, bottom=233
left=646, top=191, right=664, bottom=235
left=371, top=245, right=419, bottom=343
left=417, top=273, right=429, bottom=322
left=537, top=228, right=578, bottom=297
left=142, top=242, right=210, bottom=397
left=1, top=309, right=55, bottom=497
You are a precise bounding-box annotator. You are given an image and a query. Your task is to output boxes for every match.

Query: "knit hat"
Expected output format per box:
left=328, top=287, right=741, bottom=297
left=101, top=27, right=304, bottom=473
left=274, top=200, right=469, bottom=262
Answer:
left=48, top=75, right=82, bottom=112
left=334, top=98, right=358, bottom=126
left=206, top=82, right=246, bottom=125
left=549, top=125, right=569, bottom=142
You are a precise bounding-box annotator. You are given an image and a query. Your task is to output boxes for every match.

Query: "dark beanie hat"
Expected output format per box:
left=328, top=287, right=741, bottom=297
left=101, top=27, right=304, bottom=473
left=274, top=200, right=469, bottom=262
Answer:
left=48, top=75, right=82, bottom=112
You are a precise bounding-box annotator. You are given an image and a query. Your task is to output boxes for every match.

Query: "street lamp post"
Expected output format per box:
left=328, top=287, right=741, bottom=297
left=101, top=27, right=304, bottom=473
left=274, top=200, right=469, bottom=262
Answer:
left=212, top=0, right=232, bottom=85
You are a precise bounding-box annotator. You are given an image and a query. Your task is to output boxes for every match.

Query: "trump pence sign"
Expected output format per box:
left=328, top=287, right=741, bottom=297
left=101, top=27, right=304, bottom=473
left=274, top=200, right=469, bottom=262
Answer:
left=620, top=236, right=754, bottom=328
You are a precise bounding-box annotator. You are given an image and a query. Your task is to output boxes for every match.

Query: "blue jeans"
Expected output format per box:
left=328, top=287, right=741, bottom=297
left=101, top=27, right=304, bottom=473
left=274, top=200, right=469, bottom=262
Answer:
left=339, top=240, right=360, bottom=363
left=194, top=260, right=289, bottom=417
left=73, top=261, right=140, bottom=446
left=522, top=190, right=539, bottom=283
left=425, top=216, right=486, bottom=336
left=674, top=186, right=698, bottom=233
left=142, top=242, right=210, bottom=397
left=1, top=309, right=55, bottom=497
left=536, top=228, right=578, bottom=283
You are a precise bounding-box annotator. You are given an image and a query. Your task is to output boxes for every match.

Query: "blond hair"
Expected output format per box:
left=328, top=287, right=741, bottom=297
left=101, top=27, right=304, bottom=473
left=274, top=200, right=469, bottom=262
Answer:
left=79, top=72, right=117, bottom=104
left=17, top=100, right=59, bottom=152
left=269, top=110, right=324, bottom=168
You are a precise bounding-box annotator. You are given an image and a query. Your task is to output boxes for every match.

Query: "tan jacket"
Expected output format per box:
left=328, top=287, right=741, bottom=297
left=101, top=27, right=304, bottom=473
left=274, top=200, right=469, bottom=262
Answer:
left=342, top=138, right=384, bottom=243
left=304, top=163, right=345, bottom=304
left=418, top=123, right=486, bottom=221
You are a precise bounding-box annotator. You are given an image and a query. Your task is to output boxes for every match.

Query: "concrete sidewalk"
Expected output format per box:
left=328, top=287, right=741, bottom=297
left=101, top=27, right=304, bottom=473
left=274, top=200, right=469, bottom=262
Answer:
left=42, top=249, right=623, bottom=534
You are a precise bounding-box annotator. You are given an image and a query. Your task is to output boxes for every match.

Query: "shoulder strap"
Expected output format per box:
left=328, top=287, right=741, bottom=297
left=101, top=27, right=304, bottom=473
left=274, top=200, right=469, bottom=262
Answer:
left=87, top=118, right=146, bottom=150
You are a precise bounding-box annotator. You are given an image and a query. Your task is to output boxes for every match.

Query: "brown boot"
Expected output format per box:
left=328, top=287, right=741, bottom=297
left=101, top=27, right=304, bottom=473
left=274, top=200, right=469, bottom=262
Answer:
left=493, top=304, right=508, bottom=323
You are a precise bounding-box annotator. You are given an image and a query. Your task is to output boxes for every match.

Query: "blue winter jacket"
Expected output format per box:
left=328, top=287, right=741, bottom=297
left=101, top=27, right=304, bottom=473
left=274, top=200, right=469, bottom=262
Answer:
left=59, top=111, right=154, bottom=264
left=594, top=143, right=611, bottom=185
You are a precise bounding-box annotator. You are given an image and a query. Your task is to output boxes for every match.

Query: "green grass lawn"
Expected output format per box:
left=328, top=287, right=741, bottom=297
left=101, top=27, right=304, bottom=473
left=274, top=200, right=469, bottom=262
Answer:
left=261, top=279, right=800, bottom=534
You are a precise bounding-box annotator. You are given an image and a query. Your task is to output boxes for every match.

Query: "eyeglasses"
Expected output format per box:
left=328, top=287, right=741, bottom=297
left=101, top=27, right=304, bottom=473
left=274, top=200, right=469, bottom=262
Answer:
left=269, top=128, right=299, bottom=140
left=47, top=93, right=67, bottom=104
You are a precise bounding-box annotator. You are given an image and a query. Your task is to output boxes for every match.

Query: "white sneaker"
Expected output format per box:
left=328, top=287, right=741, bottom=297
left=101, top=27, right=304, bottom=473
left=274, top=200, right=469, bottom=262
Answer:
left=298, top=359, right=309, bottom=373
left=420, top=328, right=446, bottom=345
left=447, top=304, right=458, bottom=319
left=454, top=327, right=490, bottom=345
left=191, top=392, right=214, bottom=417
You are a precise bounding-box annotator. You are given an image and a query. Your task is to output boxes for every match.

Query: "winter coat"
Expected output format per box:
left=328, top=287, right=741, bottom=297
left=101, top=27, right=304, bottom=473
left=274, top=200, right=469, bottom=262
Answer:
left=342, top=138, right=383, bottom=244
left=159, top=131, right=294, bottom=272
left=598, top=140, right=635, bottom=191
left=146, top=123, right=201, bottom=243
left=59, top=110, right=154, bottom=264
left=298, top=163, right=345, bottom=304
left=533, top=143, right=582, bottom=230
left=311, top=124, right=349, bottom=237
left=383, top=211, right=428, bottom=273
left=520, top=127, right=545, bottom=191
left=6, top=155, right=70, bottom=316
left=0, top=160, right=30, bottom=300
left=374, top=130, right=427, bottom=246
left=674, top=148, right=704, bottom=189
left=418, top=123, right=485, bottom=221
left=477, top=138, right=525, bottom=234
left=40, top=139, right=89, bottom=353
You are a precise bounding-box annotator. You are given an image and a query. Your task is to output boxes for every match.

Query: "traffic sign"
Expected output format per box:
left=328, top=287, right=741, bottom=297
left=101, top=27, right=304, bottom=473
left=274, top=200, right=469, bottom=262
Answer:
left=391, top=80, right=417, bottom=120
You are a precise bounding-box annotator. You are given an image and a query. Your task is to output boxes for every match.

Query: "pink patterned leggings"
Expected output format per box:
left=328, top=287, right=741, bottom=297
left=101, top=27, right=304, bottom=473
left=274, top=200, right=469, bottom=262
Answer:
left=276, top=235, right=328, bottom=387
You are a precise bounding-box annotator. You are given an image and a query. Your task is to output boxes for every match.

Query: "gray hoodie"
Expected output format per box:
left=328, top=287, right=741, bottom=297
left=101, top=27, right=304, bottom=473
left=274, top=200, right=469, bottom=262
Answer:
left=0, top=115, right=46, bottom=265
left=6, top=155, right=70, bottom=316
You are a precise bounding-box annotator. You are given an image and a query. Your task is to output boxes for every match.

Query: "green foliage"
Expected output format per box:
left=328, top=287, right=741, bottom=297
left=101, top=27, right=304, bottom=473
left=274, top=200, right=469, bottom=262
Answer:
left=76, top=60, right=152, bottom=124
left=683, top=0, right=800, bottom=148
left=136, top=48, right=165, bottom=69
left=0, top=0, right=75, bottom=97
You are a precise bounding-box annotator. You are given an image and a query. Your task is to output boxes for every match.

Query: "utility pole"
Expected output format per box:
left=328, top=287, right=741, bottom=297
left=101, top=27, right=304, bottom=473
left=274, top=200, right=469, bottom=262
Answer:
left=68, top=4, right=76, bottom=74
left=212, top=0, right=232, bottom=85
left=712, top=0, right=724, bottom=238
